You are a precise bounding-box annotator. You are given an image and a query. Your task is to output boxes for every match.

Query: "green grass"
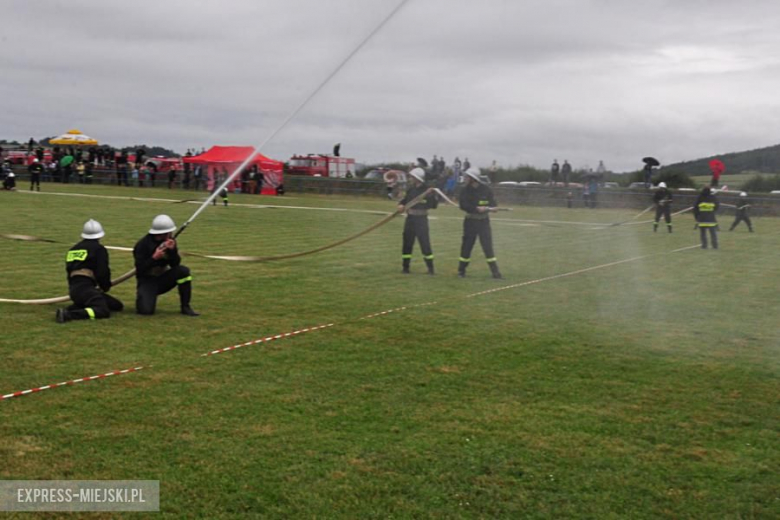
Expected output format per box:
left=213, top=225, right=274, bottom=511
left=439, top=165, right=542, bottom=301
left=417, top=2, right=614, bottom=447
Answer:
left=1, top=184, right=778, bottom=518
left=690, top=173, right=754, bottom=189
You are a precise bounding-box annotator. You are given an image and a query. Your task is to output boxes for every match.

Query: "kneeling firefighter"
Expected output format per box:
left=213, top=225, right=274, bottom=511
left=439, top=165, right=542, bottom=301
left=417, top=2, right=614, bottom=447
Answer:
left=397, top=167, right=438, bottom=274
left=133, top=214, right=200, bottom=316
left=56, top=219, right=124, bottom=323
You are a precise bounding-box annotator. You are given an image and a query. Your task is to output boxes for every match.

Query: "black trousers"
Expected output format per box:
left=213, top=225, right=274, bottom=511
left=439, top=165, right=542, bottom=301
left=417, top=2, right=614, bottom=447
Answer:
left=655, top=205, right=671, bottom=224
left=402, top=215, right=433, bottom=261
left=730, top=212, right=752, bottom=231
left=460, top=218, right=495, bottom=262
left=136, top=265, right=192, bottom=315
left=30, top=173, right=40, bottom=190
left=67, top=277, right=124, bottom=320
left=699, top=226, right=718, bottom=249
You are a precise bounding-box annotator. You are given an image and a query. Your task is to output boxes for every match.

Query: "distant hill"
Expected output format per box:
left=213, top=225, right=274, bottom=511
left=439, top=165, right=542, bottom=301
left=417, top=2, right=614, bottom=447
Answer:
left=661, top=143, right=780, bottom=176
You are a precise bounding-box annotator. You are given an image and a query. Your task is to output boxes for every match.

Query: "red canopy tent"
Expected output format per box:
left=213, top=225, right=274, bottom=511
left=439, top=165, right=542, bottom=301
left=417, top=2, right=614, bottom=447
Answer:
left=183, top=146, right=284, bottom=195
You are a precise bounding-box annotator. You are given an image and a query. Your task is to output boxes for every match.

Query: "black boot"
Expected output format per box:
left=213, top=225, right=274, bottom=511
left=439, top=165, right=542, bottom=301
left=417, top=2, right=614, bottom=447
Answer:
left=179, top=282, right=199, bottom=315
left=667, top=224, right=672, bottom=233
left=458, top=260, right=468, bottom=278
left=653, top=223, right=658, bottom=232
left=424, top=259, right=434, bottom=275
left=181, top=305, right=200, bottom=317
left=488, top=262, right=503, bottom=279
left=402, top=258, right=410, bottom=274
left=55, top=308, right=71, bottom=323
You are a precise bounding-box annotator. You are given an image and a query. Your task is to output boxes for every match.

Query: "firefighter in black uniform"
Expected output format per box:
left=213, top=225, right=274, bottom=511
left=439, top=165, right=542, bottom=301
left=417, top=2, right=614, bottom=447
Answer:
left=28, top=158, right=44, bottom=191
left=729, top=192, right=754, bottom=232
left=653, top=181, right=673, bottom=232
left=133, top=214, right=200, bottom=316
left=458, top=168, right=503, bottom=279
left=56, top=220, right=124, bottom=323
left=397, top=167, right=438, bottom=274
left=694, top=186, right=719, bottom=249
left=2, top=171, right=15, bottom=190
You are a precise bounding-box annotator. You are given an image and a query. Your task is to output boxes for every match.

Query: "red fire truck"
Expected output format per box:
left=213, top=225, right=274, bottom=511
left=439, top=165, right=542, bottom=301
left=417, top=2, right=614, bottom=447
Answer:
left=287, top=154, right=356, bottom=178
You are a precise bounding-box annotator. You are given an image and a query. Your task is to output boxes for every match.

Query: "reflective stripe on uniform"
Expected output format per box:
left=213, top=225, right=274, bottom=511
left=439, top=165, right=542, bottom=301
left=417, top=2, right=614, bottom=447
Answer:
left=423, top=254, right=434, bottom=260
left=698, top=223, right=717, bottom=227
left=66, top=250, right=88, bottom=262
left=698, top=202, right=716, bottom=212
left=177, top=275, right=193, bottom=284
left=86, top=308, right=96, bottom=320
left=486, top=257, right=498, bottom=263
left=401, top=254, right=412, bottom=259
left=459, top=257, right=471, bottom=263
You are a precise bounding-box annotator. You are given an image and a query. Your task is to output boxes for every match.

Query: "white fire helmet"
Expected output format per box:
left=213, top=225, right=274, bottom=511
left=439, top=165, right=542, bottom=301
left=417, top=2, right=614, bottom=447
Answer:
left=408, top=167, right=425, bottom=183
left=149, top=214, right=177, bottom=235
left=81, top=219, right=105, bottom=239
left=740, top=192, right=747, bottom=197
left=465, top=167, right=482, bottom=183
left=7, top=172, right=14, bottom=178
left=658, top=182, right=667, bottom=189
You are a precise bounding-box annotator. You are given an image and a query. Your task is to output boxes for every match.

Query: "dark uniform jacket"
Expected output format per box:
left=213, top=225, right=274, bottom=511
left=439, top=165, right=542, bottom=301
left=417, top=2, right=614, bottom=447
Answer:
left=400, top=184, right=438, bottom=213
left=653, top=188, right=672, bottom=205
left=736, top=198, right=750, bottom=213
left=694, top=192, right=719, bottom=226
left=133, top=234, right=181, bottom=279
left=28, top=162, right=44, bottom=175
left=459, top=183, right=496, bottom=218
left=66, top=239, right=112, bottom=292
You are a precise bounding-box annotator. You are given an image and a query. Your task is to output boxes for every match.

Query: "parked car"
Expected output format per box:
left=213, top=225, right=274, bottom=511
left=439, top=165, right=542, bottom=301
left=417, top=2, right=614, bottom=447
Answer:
left=603, top=182, right=619, bottom=189
left=497, top=181, right=519, bottom=187
left=628, top=182, right=648, bottom=189
left=363, top=168, right=389, bottom=181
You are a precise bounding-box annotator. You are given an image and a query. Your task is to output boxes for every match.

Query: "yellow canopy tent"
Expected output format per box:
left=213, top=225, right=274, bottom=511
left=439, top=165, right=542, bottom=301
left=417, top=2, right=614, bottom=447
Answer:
left=49, top=129, right=99, bottom=146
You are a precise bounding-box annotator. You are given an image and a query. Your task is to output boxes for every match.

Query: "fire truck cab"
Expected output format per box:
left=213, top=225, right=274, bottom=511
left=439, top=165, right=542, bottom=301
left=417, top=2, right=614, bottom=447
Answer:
left=287, top=154, right=355, bottom=178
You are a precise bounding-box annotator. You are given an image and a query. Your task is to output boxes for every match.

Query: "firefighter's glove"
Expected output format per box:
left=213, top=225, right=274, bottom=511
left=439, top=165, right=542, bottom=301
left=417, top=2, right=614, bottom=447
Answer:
left=152, top=245, right=167, bottom=260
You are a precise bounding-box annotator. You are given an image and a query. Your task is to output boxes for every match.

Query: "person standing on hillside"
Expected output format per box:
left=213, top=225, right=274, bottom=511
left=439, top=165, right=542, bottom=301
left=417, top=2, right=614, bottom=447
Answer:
left=729, top=192, right=754, bottom=232
left=561, top=160, right=572, bottom=186
left=458, top=168, right=503, bottom=279
left=549, top=159, right=560, bottom=185
left=397, top=167, right=438, bottom=275
left=653, top=182, right=673, bottom=232
left=694, top=186, right=720, bottom=249
left=55, top=220, right=124, bottom=323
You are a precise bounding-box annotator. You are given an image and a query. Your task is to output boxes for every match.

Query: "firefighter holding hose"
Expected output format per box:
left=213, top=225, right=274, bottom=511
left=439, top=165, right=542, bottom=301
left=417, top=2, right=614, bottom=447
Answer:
left=458, top=168, right=503, bottom=279
left=397, top=167, right=438, bottom=275
left=55, top=220, right=124, bottom=323
left=133, top=214, right=200, bottom=316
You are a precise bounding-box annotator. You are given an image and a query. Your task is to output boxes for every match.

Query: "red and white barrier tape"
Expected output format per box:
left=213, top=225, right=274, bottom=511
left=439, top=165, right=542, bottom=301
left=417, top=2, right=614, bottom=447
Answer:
left=1, top=366, right=145, bottom=401
left=203, top=324, right=335, bottom=357
left=359, top=301, right=437, bottom=320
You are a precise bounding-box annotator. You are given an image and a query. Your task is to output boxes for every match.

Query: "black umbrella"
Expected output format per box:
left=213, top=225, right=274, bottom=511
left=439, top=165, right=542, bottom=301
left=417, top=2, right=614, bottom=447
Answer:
left=642, top=157, right=660, bottom=167
left=417, top=157, right=429, bottom=168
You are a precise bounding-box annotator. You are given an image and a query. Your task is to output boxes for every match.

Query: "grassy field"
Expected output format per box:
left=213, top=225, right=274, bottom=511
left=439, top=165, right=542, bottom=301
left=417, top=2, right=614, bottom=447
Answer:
left=1, top=184, right=778, bottom=518
left=690, top=173, right=755, bottom=190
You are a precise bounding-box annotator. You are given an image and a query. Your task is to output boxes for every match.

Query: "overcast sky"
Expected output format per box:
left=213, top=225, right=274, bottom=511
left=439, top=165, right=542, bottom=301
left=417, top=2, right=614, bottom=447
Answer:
left=3, top=0, right=780, bottom=172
